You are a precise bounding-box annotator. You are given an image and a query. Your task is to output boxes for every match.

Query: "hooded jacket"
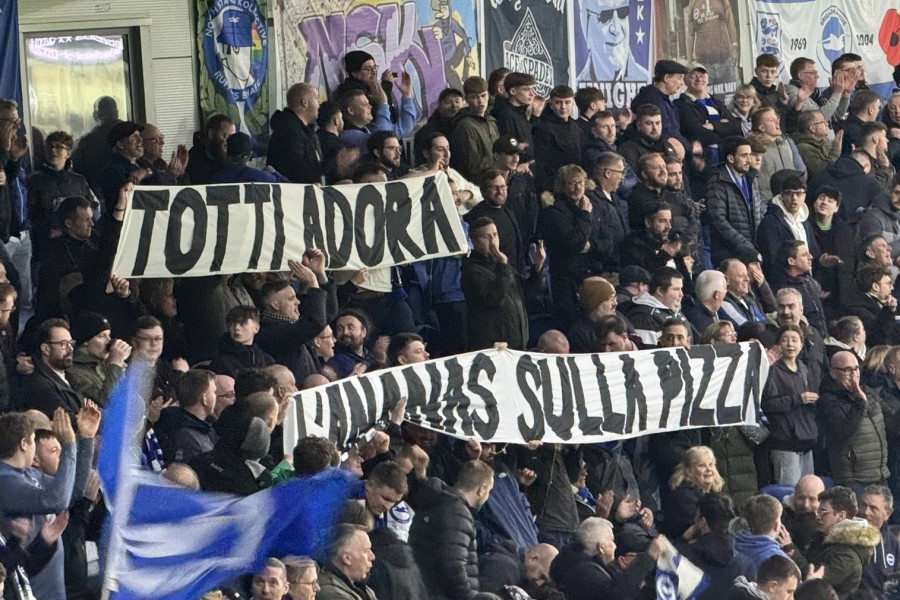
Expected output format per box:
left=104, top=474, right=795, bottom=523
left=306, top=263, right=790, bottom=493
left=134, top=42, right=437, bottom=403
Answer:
left=154, top=406, right=218, bottom=465
left=842, top=290, right=898, bottom=348
left=27, top=162, right=96, bottom=258
left=549, top=542, right=656, bottom=600
left=727, top=576, right=770, bottom=600
left=461, top=251, right=529, bottom=351
left=267, top=108, right=322, bottom=184
left=747, top=132, right=806, bottom=202
left=622, top=291, right=679, bottom=347
left=492, top=96, right=535, bottom=162
left=762, top=360, right=817, bottom=452
left=190, top=411, right=272, bottom=497
left=800, top=518, right=881, bottom=599
left=757, top=197, right=820, bottom=283
left=540, top=192, right=594, bottom=281
left=858, top=521, right=900, bottom=597
left=733, top=530, right=790, bottom=572
left=810, top=155, right=884, bottom=224
left=209, top=335, right=276, bottom=378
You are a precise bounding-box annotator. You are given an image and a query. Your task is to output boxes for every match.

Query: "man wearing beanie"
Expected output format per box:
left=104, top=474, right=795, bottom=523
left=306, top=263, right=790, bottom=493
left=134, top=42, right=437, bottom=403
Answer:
left=333, top=50, right=417, bottom=140
left=568, top=277, right=620, bottom=353
left=67, top=312, right=132, bottom=407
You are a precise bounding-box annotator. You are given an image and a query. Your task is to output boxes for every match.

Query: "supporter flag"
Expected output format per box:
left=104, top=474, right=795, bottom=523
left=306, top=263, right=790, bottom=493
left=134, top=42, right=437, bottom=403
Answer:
left=655, top=538, right=708, bottom=600
left=98, top=360, right=353, bottom=600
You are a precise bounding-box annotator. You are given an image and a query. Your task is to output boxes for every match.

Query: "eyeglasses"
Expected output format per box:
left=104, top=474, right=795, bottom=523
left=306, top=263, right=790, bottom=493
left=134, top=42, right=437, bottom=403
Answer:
left=296, top=579, right=319, bottom=586
left=216, top=392, right=236, bottom=400
left=46, top=340, right=75, bottom=349
left=359, top=65, right=378, bottom=73
left=565, top=180, right=586, bottom=188
left=587, top=6, right=629, bottom=24
left=832, top=366, right=860, bottom=374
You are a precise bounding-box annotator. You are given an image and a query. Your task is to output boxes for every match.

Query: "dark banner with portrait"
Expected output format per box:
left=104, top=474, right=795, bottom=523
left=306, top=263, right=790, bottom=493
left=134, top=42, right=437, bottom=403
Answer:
left=653, top=0, right=741, bottom=100
left=573, top=0, right=652, bottom=109
left=196, top=0, right=271, bottom=152
left=483, top=0, right=570, bottom=99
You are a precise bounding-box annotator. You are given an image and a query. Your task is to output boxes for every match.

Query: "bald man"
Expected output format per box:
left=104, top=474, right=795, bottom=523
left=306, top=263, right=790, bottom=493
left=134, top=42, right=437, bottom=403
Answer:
left=523, top=543, right=559, bottom=595
left=782, top=474, right=825, bottom=553
left=535, top=330, right=570, bottom=354
left=139, top=122, right=187, bottom=184
left=267, top=82, right=323, bottom=183
left=263, top=364, right=298, bottom=467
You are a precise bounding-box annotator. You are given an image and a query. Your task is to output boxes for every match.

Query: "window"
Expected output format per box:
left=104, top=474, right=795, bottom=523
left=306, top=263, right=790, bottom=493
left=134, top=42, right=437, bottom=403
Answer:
left=24, top=29, right=145, bottom=141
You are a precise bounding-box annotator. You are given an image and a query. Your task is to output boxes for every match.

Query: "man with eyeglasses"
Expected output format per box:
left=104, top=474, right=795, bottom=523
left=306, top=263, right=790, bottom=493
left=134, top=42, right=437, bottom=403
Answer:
left=137, top=122, right=188, bottom=185
left=819, top=351, right=888, bottom=493
left=785, top=57, right=851, bottom=125
left=465, top=169, right=526, bottom=276
left=792, top=110, right=842, bottom=179
left=362, top=130, right=408, bottom=181
left=794, top=485, right=880, bottom=599
left=576, top=0, right=648, bottom=84
left=22, top=318, right=85, bottom=420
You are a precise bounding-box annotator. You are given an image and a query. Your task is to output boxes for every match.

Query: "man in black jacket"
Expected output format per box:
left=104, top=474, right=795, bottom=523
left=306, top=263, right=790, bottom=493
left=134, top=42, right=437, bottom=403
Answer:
left=842, top=265, right=897, bottom=346
left=585, top=152, right=629, bottom=274
left=465, top=170, right=526, bottom=275
left=22, top=318, right=83, bottom=420
left=620, top=203, right=688, bottom=276
left=255, top=261, right=328, bottom=384
left=408, top=453, right=494, bottom=600
left=492, top=72, right=538, bottom=163
left=627, top=152, right=667, bottom=230
left=776, top=240, right=827, bottom=337
left=705, top=137, right=761, bottom=267
left=267, top=82, right=323, bottom=184
left=154, top=369, right=218, bottom=464
left=533, top=85, right=583, bottom=194
left=809, top=150, right=883, bottom=224
left=618, top=104, right=675, bottom=174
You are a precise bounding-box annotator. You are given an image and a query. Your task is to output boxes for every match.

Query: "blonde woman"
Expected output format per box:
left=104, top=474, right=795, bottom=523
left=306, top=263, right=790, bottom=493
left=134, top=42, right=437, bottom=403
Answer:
left=700, top=321, right=737, bottom=345
left=666, top=446, right=724, bottom=539
left=727, top=84, right=760, bottom=135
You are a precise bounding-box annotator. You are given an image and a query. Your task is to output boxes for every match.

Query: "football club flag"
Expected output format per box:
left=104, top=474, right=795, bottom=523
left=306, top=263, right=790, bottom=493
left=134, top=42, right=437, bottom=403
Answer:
left=656, top=538, right=709, bottom=600
left=98, top=360, right=353, bottom=600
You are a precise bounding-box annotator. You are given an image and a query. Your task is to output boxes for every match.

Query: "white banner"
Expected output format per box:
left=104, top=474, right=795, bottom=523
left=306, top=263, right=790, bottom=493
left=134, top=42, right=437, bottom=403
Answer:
left=286, top=343, right=769, bottom=448
left=750, top=0, right=898, bottom=97
left=111, top=173, right=467, bottom=278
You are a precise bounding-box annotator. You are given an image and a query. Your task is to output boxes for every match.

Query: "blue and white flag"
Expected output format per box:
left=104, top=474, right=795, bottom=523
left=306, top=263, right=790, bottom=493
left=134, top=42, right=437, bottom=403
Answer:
left=656, top=538, right=709, bottom=600
left=98, top=361, right=353, bottom=600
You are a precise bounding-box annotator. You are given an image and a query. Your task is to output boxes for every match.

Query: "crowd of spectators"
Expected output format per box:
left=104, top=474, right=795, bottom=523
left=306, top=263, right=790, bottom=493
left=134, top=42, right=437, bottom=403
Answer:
left=4, top=46, right=900, bottom=600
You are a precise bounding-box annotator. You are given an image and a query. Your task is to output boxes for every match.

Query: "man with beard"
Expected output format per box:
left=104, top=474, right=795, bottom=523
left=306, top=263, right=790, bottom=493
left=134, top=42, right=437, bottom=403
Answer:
left=620, top=203, right=690, bottom=276
left=843, top=265, right=898, bottom=346
left=22, top=319, right=84, bottom=419
left=781, top=474, right=825, bottom=555
left=66, top=312, right=131, bottom=407
left=618, top=104, right=676, bottom=174
left=627, top=152, right=667, bottom=230
left=490, top=137, right=537, bottom=245
left=414, top=88, right=464, bottom=165
left=186, top=114, right=235, bottom=184
left=363, top=131, right=408, bottom=180
left=465, top=169, right=526, bottom=275
left=777, top=240, right=827, bottom=337
left=327, top=309, right=380, bottom=377
left=622, top=266, right=686, bottom=347
left=663, top=156, right=700, bottom=260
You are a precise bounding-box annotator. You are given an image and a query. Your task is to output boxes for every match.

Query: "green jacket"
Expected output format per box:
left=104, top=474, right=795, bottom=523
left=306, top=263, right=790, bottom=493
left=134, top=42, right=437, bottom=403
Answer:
left=796, top=518, right=880, bottom=599
left=317, top=563, right=378, bottom=600
left=791, top=131, right=839, bottom=180
left=66, top=347, right=124, bottom=407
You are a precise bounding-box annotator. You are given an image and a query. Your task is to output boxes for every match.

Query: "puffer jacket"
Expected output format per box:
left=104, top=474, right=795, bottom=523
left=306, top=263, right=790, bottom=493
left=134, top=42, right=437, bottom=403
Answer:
left=704, top=163, right=761, bottom=267
left=27, top=162, right=95, bottom=259
left=762, top=360, right=817, bottom=452
left=449, top=109, right=499, bottom=183
left=856, top=190, right=900, bottom=257
left=799, top=518, right=881, bottom=599
left=810, top=155, right=884, bottom=224
left=368, top=527, right=429, bottom=600
left=819, top=377, right=889, bottom=486
left=267, top=108, right=322, bottom=184
left=622, top=291, right=680, bottom=347
left=408, top=477, right=480, bottom=600
left=540, top=192, right=594, bottom=281
left=533, top=112, right=583, bottom=193
left=707, top=427, right=759, bottom=508
left=747, top=132, right=806, bottom=203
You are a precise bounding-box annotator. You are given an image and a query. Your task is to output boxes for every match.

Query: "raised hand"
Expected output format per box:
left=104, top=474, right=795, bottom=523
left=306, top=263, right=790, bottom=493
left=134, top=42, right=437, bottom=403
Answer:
left=41, top=511, right=70, bottom=544
left=76, top=400, right=102, bottom=439
left=390, top=397, right=408, bottom=425
left=53, top=407, right=77, bottom=445
left=288, top=259, right=319, bottom=289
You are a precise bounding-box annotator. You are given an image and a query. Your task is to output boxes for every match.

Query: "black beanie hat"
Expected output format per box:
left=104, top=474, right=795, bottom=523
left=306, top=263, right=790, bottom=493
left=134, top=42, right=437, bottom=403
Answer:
left=72, top=312, right=111, bottom=345
left=345, top=50, right=375, bottom=75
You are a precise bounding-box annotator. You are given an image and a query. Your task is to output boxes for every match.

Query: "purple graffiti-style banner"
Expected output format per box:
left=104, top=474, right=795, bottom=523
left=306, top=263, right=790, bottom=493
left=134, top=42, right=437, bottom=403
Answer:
left=300, top=2, right=449, bottom=115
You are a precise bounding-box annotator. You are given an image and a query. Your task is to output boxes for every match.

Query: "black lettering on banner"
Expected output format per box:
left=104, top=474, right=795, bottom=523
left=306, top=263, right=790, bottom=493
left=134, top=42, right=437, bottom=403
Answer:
left=323, top=188, right=353, bottom=269
left=420, top=176, right=462, bottom=253
left=566, top=357, right=602, bottom=436
left=130, top=189, right=170, bottom=276
left=244, top=184, right=270, bottom=270
left=402, top=366, right=440, bottom=425
left=711, top=344, right=743, bottom=425
left=653, top=349, right=684, bottom=427
left=164, top=188, right=208, bottom=274
left=205, top=185, right=240, bottom=272
left=742, top=343, right=763, bottom=420
left=326, top=385, right=349, bottom=445
left=358, top=376, right=379, bottom=425
left=354, top=185, right=386, bottom=266
left=516, top=355, right=546, bottom=441
left=620, top=355, right=648, bottom=434
left=590, top=355, right=625, bottom=434
left=269, top=185, right=286, bottom=270
left=545, top=357, right=575, bottom=440
left=680, top=347, right=714, bottom=427
left=385, top=181, right=424, bottom=262
left=379, top=370, right=404, bottom=419
left=440, top=357, right=472, bottom=436
left=419, top=361, right=452, bottom=433
left=467, top=353, right=499, bottom=440
left=314, top=390, right=324, bottom=427
left=342, top=380, right=369, bottom=441
left=302, top=185, right=326, bottom=257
